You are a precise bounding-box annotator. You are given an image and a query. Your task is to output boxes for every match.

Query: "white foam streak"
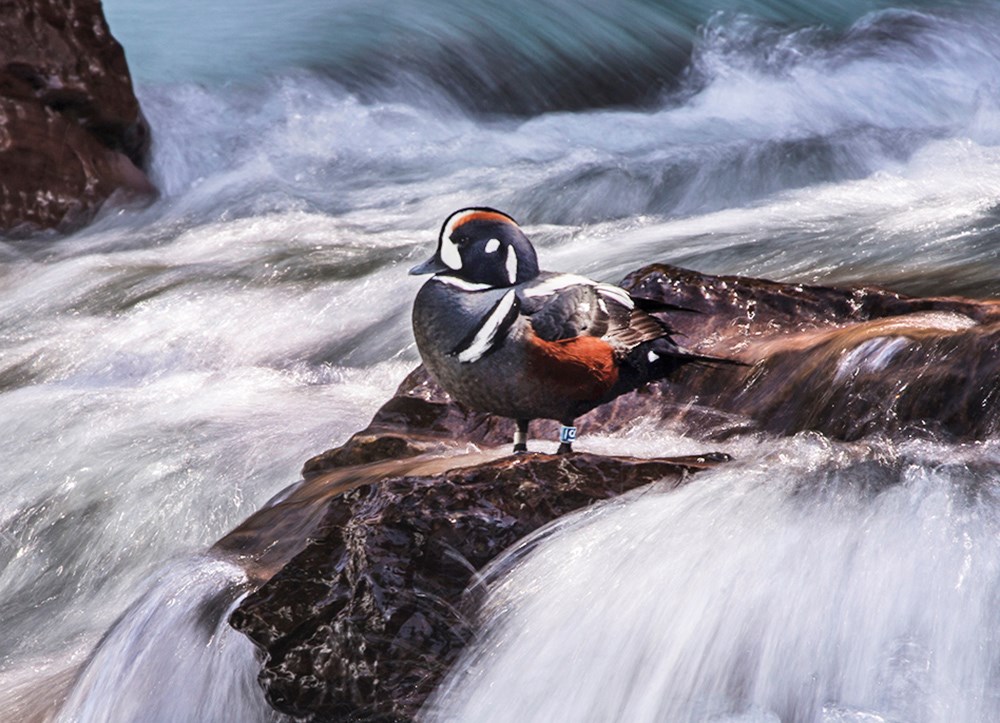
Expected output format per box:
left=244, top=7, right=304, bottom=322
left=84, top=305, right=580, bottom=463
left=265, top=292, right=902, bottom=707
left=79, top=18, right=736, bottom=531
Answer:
left=56, top=557, right=284, bottom=723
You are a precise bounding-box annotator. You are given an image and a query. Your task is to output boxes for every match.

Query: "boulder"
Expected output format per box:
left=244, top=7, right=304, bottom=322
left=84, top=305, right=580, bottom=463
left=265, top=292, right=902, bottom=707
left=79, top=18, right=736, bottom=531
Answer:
left=622, top=264, right=1000, bottom=440
left=0, top=0, right=155, bottom=234
left=317, top=264, right=1000, bottom=463
left=227, top=451, right=722, bottom=721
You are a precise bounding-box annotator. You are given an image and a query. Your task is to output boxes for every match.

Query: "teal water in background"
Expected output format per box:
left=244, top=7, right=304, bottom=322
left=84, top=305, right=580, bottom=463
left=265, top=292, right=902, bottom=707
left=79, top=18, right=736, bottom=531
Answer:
left=104, top=0, right=972, bottom=112
left=2, top=1, right=1000, bottom=720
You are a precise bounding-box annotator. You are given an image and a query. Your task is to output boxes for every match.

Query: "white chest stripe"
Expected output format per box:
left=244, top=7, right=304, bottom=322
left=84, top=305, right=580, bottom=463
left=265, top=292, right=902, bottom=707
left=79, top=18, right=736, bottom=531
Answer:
left=456, top=290, right=518, bottom=363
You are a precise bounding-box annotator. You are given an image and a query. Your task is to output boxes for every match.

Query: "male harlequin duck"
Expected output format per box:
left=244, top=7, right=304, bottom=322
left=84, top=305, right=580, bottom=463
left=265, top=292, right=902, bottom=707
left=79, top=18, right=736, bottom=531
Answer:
left=410, top=207, right=722, bottom=454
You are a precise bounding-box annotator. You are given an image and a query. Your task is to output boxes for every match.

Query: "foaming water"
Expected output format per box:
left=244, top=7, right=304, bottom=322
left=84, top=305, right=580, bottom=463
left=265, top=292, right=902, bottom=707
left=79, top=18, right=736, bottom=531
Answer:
left=57, top=557, right=285, bottom=723
left=428, top=436, right=1000, bottom=722
left=101, top=5, right=1000, bottom=297
left=552, top=138, right=1000, bottom=297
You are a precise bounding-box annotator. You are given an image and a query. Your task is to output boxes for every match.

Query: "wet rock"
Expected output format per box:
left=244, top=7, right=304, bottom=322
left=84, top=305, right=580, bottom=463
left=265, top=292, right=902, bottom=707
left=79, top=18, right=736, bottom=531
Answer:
left=229, top=452, right=714, bottom=721
left=0, top=0, right=155, bottom=234
left=623, top=264, right=1000, bottom=440
left=622, top=263, right=1000, bottom=354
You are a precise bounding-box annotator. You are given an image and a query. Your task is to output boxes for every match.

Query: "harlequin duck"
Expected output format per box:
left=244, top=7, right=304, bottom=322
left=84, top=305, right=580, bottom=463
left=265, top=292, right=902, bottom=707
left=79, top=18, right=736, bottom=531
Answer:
left=410, top=207, right=722, bottom=454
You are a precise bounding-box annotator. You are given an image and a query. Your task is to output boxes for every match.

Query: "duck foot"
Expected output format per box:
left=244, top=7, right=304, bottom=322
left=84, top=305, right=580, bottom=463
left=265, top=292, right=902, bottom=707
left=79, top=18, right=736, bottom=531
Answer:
left=557, top=423, right=577, bottom=455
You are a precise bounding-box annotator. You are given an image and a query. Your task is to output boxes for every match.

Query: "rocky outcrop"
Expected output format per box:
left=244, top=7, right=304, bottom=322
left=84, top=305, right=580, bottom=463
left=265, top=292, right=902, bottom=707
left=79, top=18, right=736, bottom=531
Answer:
left=0, top=0, right=154, bottom=234
left=623, top=264, right=1000, bottom=440
left=226, top=263, right=1000, bottom=721
left=227, top=451, right=723, bottom=721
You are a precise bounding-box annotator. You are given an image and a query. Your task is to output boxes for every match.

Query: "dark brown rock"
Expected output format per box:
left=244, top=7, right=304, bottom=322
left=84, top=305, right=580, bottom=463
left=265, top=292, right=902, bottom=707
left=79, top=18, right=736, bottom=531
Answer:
left=0, top=0, right=155, bottom=234
left=622, top=263, right=1000, bottom=355
left=229, top=452, right=716, bottom=721
left=622, top=264, right=1000, bottom=440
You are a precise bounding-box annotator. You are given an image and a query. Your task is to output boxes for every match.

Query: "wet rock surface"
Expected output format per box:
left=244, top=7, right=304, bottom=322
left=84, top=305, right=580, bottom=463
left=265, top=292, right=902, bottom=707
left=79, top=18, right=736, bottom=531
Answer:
left=227, top=263, right=1000, bottom=721
left=625, top=264, right=1000, bottom=440
left=0, top=0, right=155, bottom=234
left=229, top=452, right=714, bottom=721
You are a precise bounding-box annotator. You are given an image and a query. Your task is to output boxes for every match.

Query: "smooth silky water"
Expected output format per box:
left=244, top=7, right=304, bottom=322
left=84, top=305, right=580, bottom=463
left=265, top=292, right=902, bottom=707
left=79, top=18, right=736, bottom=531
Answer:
left=427, top=434, right=1000, bottom=722
left=2, top=1, right=1000, bottom=720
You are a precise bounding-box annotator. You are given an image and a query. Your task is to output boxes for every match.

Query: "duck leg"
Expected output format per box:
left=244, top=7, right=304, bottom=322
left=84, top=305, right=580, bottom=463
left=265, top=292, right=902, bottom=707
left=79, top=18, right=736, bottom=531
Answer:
left=513, top=418, right=530, bottom=454
left=557, top=419, right=577, bottom=455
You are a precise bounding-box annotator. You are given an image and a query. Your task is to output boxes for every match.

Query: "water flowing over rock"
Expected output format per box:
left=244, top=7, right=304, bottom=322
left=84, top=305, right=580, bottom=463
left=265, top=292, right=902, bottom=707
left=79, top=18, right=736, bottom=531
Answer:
left=622, top=264, right=1000, bottom=440
left=226, top=264, right=1000, bottom=720
left=0, top=0, right=154, bottom=234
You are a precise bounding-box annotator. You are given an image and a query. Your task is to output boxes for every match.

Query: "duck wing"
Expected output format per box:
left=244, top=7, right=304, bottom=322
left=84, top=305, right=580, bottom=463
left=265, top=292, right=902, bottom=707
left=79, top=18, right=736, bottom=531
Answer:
left=523, top=277, right=677, bottom=352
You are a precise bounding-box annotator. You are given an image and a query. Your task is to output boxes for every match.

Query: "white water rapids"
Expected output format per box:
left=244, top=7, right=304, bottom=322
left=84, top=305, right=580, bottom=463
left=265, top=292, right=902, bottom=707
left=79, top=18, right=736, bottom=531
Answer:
left=427, top=435, right=1000, bottom=722
left=2, top=2, right=1000, bottom=720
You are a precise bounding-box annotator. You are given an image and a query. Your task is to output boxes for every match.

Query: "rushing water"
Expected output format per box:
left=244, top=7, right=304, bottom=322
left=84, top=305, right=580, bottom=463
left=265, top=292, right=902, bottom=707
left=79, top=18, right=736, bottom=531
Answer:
left=2, top=0, right=1000, bottom=720
left=428, top=435, right=1000, bottom=722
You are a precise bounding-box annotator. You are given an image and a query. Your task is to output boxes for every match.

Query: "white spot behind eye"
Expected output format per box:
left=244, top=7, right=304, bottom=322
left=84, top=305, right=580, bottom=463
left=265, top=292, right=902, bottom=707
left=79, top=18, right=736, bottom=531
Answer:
left=506, top=246, right=518, bottom=284
left=648, top=351, right=660, bottom=363
left=485, top=238, right=501, bottom=254
left=440, top=234, right=462, bottom=270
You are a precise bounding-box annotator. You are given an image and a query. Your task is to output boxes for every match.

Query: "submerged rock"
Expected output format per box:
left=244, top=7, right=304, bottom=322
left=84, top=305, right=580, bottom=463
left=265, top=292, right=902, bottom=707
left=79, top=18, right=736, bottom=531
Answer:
left=0, top=0, right=155, bottom=234
left=226, top=263, right=1000, bottom=720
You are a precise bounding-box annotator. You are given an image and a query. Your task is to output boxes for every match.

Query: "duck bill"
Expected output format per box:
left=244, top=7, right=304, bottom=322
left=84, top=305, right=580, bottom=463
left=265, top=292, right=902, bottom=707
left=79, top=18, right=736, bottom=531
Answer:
left=409, top=256, right=448, bottom=275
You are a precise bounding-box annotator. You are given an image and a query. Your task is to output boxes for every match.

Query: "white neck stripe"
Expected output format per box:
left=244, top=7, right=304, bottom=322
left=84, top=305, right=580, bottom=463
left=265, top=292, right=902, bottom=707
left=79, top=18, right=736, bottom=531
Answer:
left=434, top=275, right=497, bottom=291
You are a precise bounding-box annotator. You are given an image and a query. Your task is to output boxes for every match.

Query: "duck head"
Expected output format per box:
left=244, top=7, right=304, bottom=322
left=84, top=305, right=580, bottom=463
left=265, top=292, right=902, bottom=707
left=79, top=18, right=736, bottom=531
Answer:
left=410, top=207, right=540, bottom=287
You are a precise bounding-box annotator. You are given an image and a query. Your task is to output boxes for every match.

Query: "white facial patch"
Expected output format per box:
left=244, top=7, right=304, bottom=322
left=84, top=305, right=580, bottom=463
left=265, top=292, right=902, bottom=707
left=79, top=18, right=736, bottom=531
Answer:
left=438, top=210, right=482, bottom=271
left=439, top=233, right=462, bottom=270
left=485, top=238, right=501, bottom=254
left=505, top=246, right=518, bottom=284
left=456, top=290, right=518, bottom=363
left=648, top=351, right=660, bottom=363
